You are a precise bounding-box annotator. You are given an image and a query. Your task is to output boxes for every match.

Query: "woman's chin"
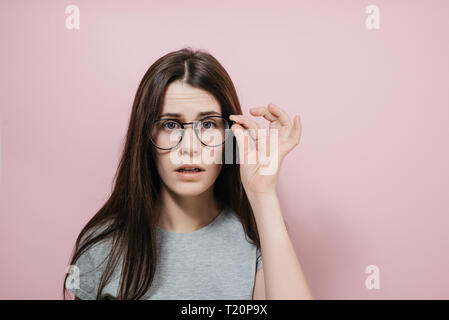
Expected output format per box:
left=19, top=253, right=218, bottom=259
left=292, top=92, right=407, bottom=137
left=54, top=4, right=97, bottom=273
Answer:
left=171, top=185, right=207, bottom=197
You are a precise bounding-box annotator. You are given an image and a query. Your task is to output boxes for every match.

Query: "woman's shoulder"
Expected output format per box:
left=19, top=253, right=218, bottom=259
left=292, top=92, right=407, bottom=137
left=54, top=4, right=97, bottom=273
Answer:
left=220, top=205, right=243, bottom=227
left=76, top=220, right=116, bottom=268
left=217, top=205, right=254, bottom=241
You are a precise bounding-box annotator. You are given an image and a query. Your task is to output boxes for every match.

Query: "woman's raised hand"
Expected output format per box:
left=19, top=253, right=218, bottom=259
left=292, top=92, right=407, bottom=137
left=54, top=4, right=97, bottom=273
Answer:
left=229, top=103, right=302, bottom=196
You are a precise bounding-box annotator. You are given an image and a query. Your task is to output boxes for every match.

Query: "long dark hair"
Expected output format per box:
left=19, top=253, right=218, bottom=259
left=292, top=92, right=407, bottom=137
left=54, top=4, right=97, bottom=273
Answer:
left=62, top=47, right=261, bottom=300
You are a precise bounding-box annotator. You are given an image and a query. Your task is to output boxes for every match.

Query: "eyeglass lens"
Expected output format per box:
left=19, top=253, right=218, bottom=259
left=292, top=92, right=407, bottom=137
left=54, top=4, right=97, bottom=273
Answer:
left=151, top=116, right=231, bottom=149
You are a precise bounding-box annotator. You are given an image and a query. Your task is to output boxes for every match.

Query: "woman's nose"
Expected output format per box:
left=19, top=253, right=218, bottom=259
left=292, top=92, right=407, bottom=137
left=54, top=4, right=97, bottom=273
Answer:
left=178, top=125, right=201, bottom=155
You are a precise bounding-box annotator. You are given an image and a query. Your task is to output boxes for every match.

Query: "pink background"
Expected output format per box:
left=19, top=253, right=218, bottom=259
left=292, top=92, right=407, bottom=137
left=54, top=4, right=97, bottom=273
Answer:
left=1, top=0, right=448, bottom=299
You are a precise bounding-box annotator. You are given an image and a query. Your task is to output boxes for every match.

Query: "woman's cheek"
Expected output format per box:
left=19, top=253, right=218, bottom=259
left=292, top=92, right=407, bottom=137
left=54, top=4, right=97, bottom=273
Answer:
left=207, top=164, right=223, bottom=183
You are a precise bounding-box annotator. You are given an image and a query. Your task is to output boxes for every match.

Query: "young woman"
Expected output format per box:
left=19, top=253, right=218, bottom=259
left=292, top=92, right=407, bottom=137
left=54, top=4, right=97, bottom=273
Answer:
left=63, top=47, right=312, bottom=300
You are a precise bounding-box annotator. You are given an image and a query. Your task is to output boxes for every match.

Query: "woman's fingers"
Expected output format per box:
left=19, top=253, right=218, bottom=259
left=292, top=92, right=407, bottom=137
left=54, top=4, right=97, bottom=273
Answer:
left=229, top=114, right=260, bottom=142
left=249, top=106, right=278, bottom=122
left=230, top=105, right=302, bottom=162
left=266, top=103, right=292, bottom=127
left=289, top=115, right=302, bottom=147
left=250, top=104, right=297, bottom=144
left=230, top=114, right=268, bottom=159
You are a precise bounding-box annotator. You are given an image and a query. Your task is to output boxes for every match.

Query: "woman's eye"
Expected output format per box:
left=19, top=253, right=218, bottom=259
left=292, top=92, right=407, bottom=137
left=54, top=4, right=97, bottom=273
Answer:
left=201, top=120, right=216, bottom=129
left=162, top=121, right=180, bottom=130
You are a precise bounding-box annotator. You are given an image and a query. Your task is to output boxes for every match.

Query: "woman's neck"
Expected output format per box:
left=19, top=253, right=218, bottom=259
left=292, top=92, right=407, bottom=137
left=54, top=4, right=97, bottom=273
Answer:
left=156, top=187, right=222, bottom=233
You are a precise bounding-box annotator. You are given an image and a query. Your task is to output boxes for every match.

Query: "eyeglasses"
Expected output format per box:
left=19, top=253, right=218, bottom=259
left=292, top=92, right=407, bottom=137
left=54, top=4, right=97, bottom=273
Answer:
left=150, top=115, right=236, bottom=150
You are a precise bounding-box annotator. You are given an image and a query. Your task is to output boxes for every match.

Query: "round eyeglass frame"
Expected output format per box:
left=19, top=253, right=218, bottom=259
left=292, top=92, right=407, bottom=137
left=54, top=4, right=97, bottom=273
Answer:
left=149, top=115, right=236, bottom=150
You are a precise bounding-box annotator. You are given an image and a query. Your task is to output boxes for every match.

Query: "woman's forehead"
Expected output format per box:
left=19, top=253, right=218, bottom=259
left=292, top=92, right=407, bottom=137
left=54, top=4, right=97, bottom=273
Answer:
left=162, top=82, right=221, bottom=117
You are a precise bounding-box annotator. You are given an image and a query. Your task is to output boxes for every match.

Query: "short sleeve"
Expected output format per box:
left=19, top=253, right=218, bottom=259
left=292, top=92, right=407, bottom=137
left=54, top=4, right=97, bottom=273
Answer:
left=65, top=246, right=104, bottom=300
left=66, top=222, right=115, bottom=299
left=256, top=247, right=263, bottom=271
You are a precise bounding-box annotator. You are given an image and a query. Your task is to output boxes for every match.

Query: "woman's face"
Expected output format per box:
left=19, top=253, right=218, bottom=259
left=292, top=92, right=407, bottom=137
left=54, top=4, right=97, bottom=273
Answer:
left=152, top=80, right=224, bottom=197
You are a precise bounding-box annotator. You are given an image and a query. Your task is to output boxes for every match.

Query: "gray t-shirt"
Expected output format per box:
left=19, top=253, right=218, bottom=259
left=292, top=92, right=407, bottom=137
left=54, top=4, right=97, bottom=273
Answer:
left=66, top=204, right=263, bottom=300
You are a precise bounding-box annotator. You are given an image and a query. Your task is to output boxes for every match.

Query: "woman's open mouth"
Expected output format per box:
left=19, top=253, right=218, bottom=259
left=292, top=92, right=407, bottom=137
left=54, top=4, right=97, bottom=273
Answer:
left=175, top=166, right=205, bottom=179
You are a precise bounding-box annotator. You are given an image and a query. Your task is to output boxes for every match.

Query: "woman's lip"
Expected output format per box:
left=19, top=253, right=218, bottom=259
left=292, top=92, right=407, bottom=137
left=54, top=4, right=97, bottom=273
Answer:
left=175, top=170, right=204, bottom=178
left=175, top=167, right=205, bottom=171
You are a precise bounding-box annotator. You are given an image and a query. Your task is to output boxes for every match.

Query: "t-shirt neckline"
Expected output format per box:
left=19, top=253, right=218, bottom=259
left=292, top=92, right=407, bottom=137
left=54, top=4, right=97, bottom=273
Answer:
left=156, top=205, right=228, bottom=237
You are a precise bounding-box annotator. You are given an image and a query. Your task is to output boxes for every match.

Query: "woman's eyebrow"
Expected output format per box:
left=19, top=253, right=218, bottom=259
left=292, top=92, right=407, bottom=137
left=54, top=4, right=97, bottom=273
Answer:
left=159, top=111, right=222, bottom=118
